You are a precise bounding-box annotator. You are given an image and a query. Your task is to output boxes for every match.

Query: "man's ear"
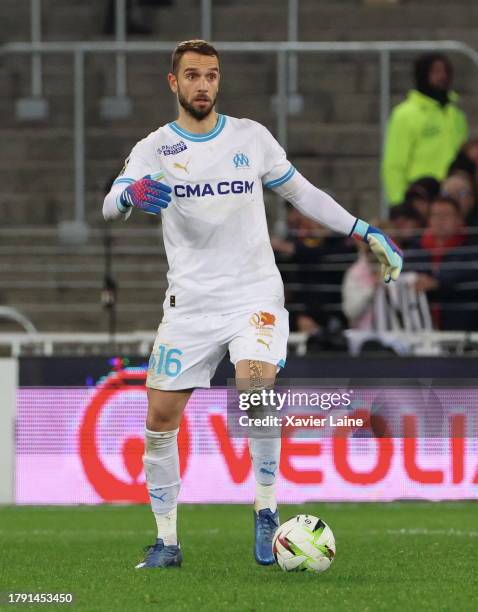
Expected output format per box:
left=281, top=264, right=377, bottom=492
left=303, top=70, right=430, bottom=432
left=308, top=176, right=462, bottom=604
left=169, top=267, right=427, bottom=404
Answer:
left=168, top=72, right=177, bottom=94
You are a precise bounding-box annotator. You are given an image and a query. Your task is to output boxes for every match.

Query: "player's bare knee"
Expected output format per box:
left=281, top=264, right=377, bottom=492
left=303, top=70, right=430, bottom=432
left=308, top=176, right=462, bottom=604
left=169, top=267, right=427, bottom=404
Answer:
left=146, top=400, right=182, bottom=430
left=146, top=409, right=178, bottom=431
left=146, top=387, right=192, bottom=431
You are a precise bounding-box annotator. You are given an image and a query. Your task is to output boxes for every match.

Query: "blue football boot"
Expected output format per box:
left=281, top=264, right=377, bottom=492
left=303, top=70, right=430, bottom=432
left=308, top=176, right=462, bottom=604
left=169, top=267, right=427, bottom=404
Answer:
left=135, top=538, right=183, bottom=569
left=254, top=508, right=280, bottom=565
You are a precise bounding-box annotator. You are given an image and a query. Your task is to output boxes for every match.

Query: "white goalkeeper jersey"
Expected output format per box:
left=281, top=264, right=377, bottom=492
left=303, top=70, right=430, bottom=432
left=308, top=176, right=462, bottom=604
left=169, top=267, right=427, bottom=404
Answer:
left=104, top=114, right=356, bottom=319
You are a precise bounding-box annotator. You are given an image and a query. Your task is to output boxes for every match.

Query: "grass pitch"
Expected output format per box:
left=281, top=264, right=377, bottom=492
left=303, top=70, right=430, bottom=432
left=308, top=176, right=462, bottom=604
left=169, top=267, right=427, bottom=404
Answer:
left=1, top=502, right=477, bottom=611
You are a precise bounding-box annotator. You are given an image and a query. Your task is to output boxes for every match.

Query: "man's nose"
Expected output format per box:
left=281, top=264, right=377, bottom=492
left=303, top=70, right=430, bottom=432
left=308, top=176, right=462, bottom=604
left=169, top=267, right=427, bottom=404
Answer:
left=197, top=76, right=209, bottom=91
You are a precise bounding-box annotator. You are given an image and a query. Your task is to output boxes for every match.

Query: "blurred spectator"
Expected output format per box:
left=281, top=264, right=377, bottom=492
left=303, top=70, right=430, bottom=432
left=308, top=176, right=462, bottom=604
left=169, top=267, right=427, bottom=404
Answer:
left=448, top=149, right=476, bottom=179
left=382, top=53, right=468, bottom=205
left=407, top=196, right=478, bottom=330
left=404, top=176, right=441, bottom=223
left=272, top=206, right=354, bottom=335
left=104, top=0, right=173, bottom=35
left=342, top=214, right=432, bottom=338
left=415, top=196, right=465, bottom=265
left=407, top=176, right=441, bottom=200
left=342, top=260, right=431, bottom=336
left=104, top=0, right=151, bottom=34
left=463, top=138, right=478, bottom=169
left=441, top=171, right=478, bottom=226
left=448, top=141, right=478, bottom=208
left=342, top=220, right=403, bottom=330
left=389, top=204, right=423, bottom=248
left=341, top=236, right=379, bottom=330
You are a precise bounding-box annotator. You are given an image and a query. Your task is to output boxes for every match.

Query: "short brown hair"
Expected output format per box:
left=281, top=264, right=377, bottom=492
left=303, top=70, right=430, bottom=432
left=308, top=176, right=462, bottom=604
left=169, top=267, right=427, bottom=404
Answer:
left=171, top=40, right=219, bottom=75
left=431, top=195, right=462, bottom=215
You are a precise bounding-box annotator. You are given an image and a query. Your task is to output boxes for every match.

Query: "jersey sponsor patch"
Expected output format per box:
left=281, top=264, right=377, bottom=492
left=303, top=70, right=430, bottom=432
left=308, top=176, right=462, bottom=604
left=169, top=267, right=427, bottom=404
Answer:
left=174, top=180, right=254, bottom=198
left=158, top=141, right=188, bottom=156
left=249, top=311, right=276, bottom=345
left=249, top=311, right=276, bottom=328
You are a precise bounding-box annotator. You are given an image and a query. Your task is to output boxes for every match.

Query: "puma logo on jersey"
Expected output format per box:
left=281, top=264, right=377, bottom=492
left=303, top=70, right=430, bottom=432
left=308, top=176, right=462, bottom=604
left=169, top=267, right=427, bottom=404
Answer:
left=257, top=338, right=271, bottom=350
left=173, top=159, right=191, bottom=173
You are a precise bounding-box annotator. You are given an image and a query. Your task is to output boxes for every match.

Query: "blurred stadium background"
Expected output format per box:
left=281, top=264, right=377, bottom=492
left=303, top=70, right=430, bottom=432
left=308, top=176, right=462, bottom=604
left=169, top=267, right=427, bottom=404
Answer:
left=2, top=0, right=478, bottom=332
left=1, top=0, right=478, bottom=517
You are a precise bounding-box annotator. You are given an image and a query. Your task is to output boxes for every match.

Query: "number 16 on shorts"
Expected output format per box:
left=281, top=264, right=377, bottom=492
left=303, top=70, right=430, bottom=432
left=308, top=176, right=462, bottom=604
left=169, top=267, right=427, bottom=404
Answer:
left=148, top=344, right=183, bottom=378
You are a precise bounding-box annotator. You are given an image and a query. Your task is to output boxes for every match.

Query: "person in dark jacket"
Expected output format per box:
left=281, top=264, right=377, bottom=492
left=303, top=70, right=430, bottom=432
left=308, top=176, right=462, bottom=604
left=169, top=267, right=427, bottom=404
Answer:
left=272, top=206, right=355, bottom=334
left=389, top=203, right=423, bottom=249
left=404, top=176, right=441, bottom=224
left=406, top=196, right=478, bottom=331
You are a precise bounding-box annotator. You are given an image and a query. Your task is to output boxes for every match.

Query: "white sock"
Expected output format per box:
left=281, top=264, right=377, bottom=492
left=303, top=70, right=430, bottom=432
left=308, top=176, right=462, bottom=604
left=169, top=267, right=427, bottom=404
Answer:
left=254, top=482, right=277, bottom=513
left=249, top=437, right=281, bottom=513
left=144, top=428, right=180, bottom=546
left=154, top=507, right=178, bottom=547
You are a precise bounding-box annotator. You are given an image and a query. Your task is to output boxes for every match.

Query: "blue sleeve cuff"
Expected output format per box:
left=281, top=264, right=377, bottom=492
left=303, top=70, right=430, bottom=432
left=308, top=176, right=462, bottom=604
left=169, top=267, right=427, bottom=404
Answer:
left=264, top=165, right=296, bottom=189
left=350, top=218, right=370, bottom=242
left=116, top=194, right=131, bottom=214
left=113, top=177, right=135, bottom=187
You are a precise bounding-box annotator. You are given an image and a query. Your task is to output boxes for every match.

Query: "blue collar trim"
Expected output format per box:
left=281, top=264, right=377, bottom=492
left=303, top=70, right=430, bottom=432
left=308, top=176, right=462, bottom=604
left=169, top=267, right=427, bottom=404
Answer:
left=168, top=114, right=226, bottom=142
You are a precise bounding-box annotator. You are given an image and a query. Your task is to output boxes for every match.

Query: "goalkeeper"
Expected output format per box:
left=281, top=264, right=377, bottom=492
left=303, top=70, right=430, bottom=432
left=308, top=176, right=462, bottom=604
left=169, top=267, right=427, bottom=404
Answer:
left=103, top=39, right=403, bottom=570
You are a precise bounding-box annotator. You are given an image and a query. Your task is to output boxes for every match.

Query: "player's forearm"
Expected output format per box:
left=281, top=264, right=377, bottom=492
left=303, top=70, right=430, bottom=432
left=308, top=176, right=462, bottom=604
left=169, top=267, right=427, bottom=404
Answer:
left=276, top=171, right=356, bottom=235
left=103, top=183, right=132, bottom=221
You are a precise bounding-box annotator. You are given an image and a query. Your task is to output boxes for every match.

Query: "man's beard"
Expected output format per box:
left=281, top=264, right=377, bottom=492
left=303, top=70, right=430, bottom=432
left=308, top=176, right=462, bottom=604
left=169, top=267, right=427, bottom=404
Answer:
left=177, top=88, right=217, bottom=121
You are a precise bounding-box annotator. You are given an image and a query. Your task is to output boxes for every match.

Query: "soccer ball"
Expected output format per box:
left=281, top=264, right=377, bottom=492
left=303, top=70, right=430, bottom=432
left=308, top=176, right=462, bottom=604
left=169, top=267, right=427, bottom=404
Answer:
left=272, top=514, right=336, bottom=573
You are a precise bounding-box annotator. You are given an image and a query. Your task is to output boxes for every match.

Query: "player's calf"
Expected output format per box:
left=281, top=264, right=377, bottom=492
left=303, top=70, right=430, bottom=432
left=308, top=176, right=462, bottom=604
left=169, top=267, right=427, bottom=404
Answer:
left=236, top=359, right=281, bottom=565
left=137, top=388, right=191, bottom=569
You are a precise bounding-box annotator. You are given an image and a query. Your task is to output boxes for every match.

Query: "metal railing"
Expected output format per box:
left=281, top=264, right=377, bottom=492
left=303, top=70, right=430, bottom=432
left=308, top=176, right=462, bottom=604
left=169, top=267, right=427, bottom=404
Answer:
left=30, top=0, right=42, bottom=97
left=345, top=329, right=478, bottom=357
left=0, top=331, right=308, bottom=357
left=0, top=308, right=38, bottom=334
left=25, top=0, right=300, bottom=100
left=3, top=39, right=478, bottom=224
left=0, top=329, right=476, bottom=357
left=3, top=229, right=478, bottom=277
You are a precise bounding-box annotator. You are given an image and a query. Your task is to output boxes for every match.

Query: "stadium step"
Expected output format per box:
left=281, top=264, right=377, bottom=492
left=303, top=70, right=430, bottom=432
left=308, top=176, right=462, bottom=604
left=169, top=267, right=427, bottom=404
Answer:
left=1, top=304, right=161, bottom=333
left=289, top=121, right=380, bottom=156
left=3, top=1, right=478, bottom=44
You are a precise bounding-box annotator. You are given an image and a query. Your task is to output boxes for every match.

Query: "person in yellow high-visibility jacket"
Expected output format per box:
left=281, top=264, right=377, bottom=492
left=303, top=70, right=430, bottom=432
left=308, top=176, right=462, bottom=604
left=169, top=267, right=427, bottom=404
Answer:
left=382, top=53, right=468, bottom=206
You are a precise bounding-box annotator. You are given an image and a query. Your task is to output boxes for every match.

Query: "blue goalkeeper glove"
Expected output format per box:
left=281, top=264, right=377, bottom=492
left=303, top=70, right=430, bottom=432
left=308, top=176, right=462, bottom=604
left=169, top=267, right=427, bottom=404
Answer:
left=350, top=219, right=403, bottom=283
left=118, top=174, right=172, bottom=215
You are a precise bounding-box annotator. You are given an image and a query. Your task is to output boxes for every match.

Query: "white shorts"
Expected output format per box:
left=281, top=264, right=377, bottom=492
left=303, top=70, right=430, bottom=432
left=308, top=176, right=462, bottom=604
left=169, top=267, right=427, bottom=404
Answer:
left=146, top=303, right=289, bottom=391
